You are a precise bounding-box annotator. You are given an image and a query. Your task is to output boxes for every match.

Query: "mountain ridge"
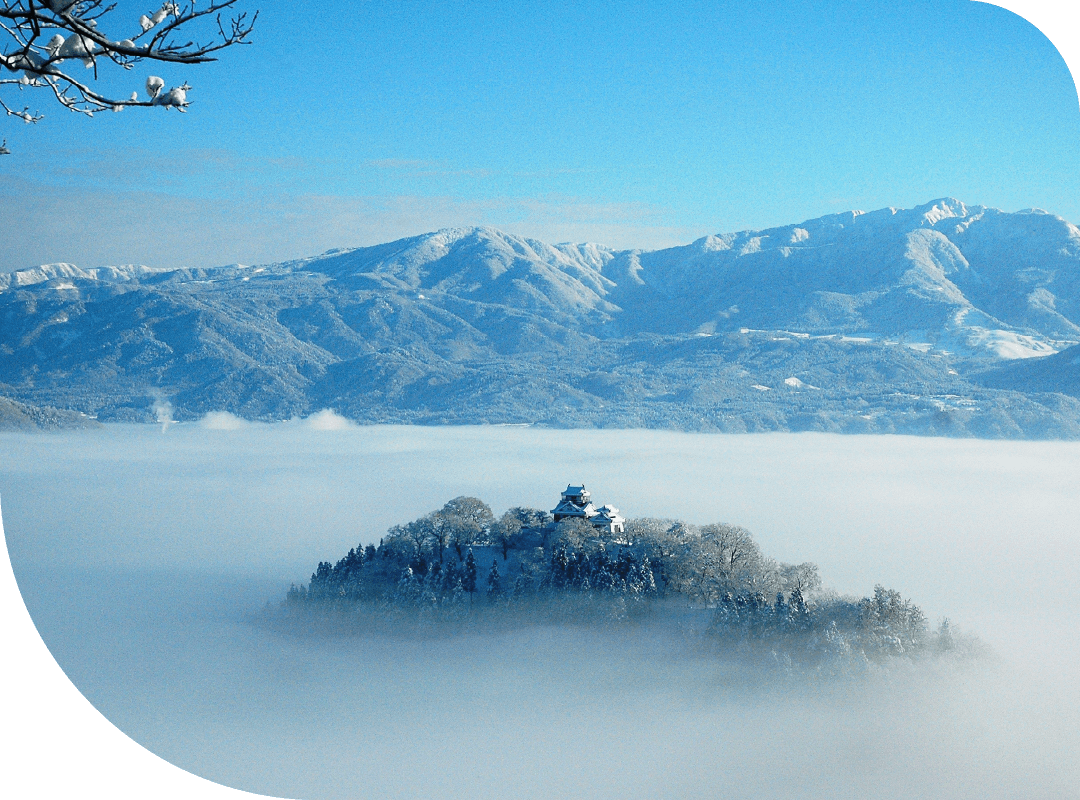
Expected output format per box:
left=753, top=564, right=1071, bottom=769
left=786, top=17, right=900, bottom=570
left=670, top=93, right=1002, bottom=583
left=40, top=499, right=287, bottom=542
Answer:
left=3, top=199, right=1080, bottom=437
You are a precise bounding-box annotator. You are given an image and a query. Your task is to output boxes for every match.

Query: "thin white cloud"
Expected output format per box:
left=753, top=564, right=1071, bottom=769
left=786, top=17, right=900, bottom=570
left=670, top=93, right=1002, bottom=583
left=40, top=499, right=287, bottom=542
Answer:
left=200, top=411, right=248, bottom=430
left=0, top=178, right=709, bottom=270
left=297, top=410, right=357, bottom=430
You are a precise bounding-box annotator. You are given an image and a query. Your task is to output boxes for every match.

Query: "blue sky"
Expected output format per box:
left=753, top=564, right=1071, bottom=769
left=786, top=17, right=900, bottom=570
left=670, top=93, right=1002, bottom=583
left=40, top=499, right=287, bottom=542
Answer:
left=1, top=0, right=1078, bottom=268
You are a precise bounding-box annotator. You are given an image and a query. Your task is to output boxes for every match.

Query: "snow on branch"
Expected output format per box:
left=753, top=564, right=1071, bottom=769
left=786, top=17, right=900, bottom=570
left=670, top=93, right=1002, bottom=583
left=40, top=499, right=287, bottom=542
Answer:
left=0, top=0, right=257, bottom=139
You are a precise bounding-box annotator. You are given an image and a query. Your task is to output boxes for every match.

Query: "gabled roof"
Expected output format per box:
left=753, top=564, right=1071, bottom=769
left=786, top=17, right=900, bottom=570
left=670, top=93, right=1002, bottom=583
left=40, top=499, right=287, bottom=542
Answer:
left=593, top=504, right=625, bottom=523
left=553, top=499, right=598, bottom=517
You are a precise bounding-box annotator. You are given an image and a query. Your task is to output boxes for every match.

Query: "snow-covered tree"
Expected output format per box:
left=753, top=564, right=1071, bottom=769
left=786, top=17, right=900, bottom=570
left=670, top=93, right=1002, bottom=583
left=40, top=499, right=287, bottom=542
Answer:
left=384, top=517, right=434, bottom=564
left=394, top=566, right=421, bottom=605
left=491, top=510, right=522, bottom=560
left=463, top=549, right=477, bottom=596
left=441, top=496, right=494, bottom=561
left=441, top=496, right=494, bottom=533
left=549, top=547, right=569, bottom=589
left=773, top=591, right=788, bottom=626
left=550, top=516, right=595, bottom=554
left=0, top=0, right=256, bottom=142
left=858, top=585, right=926, bottom=647
left=788, top=587, right=811, bottom=629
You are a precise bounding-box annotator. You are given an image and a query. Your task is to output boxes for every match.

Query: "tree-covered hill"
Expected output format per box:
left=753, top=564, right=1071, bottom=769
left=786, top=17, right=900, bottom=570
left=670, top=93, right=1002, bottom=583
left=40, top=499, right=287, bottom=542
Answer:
left=281, top=496, right=968, bottom=672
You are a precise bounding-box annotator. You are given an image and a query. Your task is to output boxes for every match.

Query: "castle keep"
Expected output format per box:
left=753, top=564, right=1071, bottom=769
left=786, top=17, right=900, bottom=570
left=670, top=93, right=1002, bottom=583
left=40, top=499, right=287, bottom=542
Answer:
left=551, top=485, right=625, bottom=535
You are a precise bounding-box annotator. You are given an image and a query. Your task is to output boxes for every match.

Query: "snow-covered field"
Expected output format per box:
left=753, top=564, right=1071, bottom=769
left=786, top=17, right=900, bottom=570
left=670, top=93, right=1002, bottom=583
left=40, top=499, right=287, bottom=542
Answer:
left=3, top=422, right=1079, bottom=799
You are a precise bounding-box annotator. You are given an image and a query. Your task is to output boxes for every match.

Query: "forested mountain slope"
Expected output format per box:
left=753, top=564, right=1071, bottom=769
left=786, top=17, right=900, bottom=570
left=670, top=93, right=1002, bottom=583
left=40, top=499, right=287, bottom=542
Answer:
left=3, top=199, right=1080, bottom=437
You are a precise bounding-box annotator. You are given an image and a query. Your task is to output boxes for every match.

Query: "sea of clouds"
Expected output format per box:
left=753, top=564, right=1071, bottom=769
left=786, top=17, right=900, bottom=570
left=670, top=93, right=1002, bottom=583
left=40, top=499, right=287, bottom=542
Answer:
left=3, top=419, right=1078, bottom=799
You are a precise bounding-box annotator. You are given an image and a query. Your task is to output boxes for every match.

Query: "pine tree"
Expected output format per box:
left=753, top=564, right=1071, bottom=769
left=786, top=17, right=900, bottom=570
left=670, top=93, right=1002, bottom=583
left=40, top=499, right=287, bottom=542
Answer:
left=285, top=583, right=307, bottom=606
left=551, top=548, right=569, bottom=588
left=463, top=550, right=478, bottom=595
left=935, top=617, right=954, bottom=653
left=774, top=591, right=788, bottom=629
left=716, top=591, right=738, bottom=627
left=395, top=566, right=421, bottom=605
left=789, top=587, right=811, bottom=629
left=451, top=578, right=467, bottom=607
left=310, top=561, right=333, bottom=600
left=594, top=565, right=615, bottom=593
left=514, top=564, right=535, bottom=597
left=487, top=558, right=502, bottom=599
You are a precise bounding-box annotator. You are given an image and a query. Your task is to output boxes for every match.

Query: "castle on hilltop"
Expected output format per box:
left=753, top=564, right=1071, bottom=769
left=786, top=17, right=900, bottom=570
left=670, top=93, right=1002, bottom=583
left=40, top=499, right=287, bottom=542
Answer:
left=552, top=484, right=625, bottom=535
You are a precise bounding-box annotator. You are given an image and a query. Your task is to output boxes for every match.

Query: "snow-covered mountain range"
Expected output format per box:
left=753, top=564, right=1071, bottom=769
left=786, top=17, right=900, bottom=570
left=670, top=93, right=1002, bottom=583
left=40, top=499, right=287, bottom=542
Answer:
left=3, top=199, right=1080, bottom=436
left=290, top=198, right=1080, bottom=356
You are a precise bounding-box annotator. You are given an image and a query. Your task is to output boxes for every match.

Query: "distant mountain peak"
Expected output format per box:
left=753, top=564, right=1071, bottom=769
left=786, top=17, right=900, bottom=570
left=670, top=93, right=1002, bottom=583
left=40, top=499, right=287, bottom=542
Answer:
left=911, top=197, right=976, bottom=226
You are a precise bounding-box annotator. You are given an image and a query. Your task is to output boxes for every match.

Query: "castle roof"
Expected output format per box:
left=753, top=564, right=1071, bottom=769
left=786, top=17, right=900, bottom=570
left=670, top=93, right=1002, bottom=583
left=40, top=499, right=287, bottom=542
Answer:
left=553, top=498, right=598, bottom=518
left=593, top=504, right=624, bottom=523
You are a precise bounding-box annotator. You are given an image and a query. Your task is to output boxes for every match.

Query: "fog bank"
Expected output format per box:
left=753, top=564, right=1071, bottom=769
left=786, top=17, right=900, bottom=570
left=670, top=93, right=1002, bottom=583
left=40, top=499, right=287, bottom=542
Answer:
left=3, top=424, right=1079, bottom=798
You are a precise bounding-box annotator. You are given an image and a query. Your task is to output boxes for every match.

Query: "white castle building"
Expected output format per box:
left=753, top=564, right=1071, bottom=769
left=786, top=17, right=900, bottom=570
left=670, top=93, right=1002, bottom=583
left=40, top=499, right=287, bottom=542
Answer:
left=552, top=484, right=625, bottom=535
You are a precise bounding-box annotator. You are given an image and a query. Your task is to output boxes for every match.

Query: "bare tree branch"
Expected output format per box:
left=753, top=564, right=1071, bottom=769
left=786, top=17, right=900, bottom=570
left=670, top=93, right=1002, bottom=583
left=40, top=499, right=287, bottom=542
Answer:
left=0, top=94, right=44, bottom=122
left=1, top=0, right=257, bottom=144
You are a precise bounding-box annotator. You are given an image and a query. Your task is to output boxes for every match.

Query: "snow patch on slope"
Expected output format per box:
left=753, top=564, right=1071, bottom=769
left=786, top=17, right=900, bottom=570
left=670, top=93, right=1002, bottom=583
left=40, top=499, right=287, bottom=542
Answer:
left=0, top=263, right=170, bottom=292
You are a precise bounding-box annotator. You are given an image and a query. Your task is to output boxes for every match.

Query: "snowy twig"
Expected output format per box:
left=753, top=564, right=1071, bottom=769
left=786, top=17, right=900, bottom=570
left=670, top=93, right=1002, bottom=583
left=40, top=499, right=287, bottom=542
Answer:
left=0, top=0, right=256, bottom=132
